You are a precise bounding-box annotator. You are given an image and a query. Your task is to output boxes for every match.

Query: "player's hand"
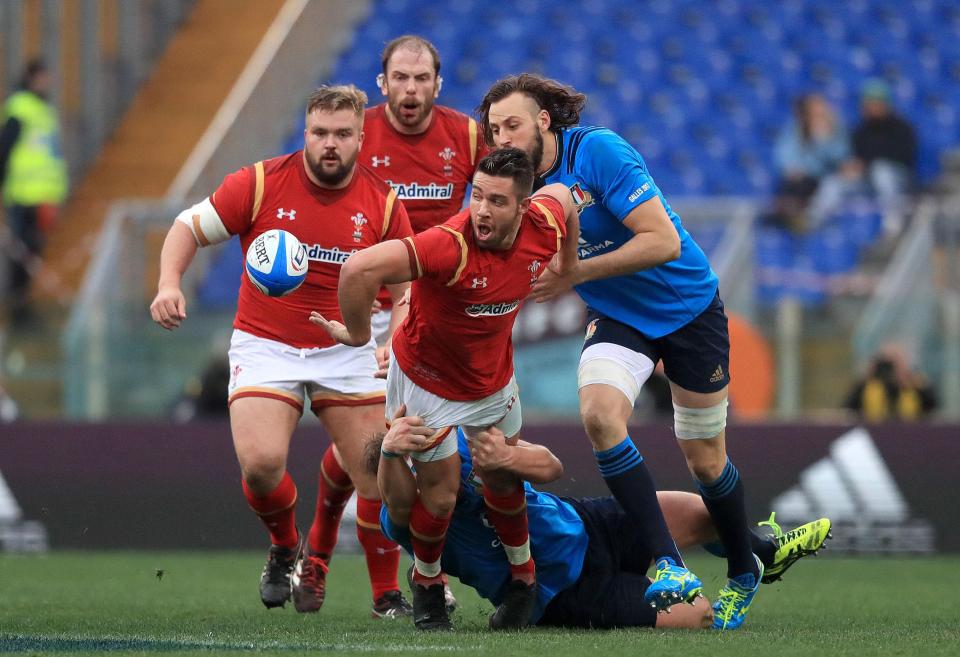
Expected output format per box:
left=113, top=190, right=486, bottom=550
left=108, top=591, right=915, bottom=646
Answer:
left=309, top=312, right=368, bottom=346
left=375, top=343, right=391, bottom=379
left=468, top=427, right=514, bottom=471
left=396, top=287, right=411, bottom=307
left=149, top=285, right=187, bottom=330
left=382, top=404, right=436, bottom=455
left=530, top=264, right=577, bottom=303
left=370, top=299, right=382, bottom=315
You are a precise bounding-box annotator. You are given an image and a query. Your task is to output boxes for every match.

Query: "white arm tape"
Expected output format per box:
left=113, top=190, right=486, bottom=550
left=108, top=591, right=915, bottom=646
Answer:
left=175, top=198, right=231, bottom=246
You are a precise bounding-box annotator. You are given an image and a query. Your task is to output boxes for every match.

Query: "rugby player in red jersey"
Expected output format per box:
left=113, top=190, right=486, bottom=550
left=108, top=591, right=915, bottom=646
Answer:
left=311, top=147, right=578, bottom=631
left=149, top=85, right=414, bottom=618
left=362, top=34, right=488, bottom=343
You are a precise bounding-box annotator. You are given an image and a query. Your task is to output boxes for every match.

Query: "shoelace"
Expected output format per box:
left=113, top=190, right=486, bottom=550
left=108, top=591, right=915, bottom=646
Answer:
left=298, top=556, right=329, bottom=589
left=264, top=553, right=294, bottom=584
left=714, top=586, right=746, bottom=624
left=656, top=563, right=691, bottom=584
left=758, top=512, right=784, bottom=539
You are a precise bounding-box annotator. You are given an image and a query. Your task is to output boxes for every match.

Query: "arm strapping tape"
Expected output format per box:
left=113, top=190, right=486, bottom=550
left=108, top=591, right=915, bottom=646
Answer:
left=174, top=198, right=231, bottom=247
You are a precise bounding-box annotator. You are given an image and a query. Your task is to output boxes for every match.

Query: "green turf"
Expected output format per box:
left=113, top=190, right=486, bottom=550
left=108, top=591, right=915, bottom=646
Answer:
left=1, top=552, right=958, bottom=656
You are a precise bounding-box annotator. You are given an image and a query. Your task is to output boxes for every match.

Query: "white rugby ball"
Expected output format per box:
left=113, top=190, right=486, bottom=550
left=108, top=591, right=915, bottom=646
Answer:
left=245, top=229, right=308, bottom=297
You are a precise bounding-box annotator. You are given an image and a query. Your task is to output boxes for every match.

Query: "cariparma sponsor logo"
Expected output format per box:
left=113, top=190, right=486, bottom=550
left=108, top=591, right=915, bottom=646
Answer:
left=577, top=236, right=615, bottom=258
left=465, top=300, right=521, bottom=317
left=304, top=243, right=356, bottom=265
left=386, top=180, right=454, bottom=200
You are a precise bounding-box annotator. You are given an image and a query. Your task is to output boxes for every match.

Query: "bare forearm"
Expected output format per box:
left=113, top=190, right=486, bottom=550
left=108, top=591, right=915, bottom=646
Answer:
left=503, top=444, right=563, bottom=484
left=337, top=260, right=380, bottom=343
left=158, top=222, right=199, bottom=289
left=576, top=233, right=678, bottom=284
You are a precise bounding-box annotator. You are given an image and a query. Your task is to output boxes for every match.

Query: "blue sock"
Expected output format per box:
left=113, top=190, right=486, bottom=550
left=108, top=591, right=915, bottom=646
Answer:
left=595, top=436, right=682, bottom=565
left=698, top=458, right=758, bottom=580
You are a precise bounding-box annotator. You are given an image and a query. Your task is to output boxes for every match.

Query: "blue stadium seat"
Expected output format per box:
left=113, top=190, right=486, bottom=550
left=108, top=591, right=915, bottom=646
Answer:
left=195, top=0, right=960, bottom=307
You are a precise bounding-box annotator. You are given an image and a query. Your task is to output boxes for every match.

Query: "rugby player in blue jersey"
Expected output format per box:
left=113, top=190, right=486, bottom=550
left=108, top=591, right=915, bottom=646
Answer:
left=477, top=74, right=762, bottom=629
left=369, top=416, right=830, bottom=630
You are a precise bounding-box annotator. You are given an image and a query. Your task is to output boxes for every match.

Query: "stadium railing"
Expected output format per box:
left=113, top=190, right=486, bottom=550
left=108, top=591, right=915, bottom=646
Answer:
left=849, top=194, right=960, bottom=418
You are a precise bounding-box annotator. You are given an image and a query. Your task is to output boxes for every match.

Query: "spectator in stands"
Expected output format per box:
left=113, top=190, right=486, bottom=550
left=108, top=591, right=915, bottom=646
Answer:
left=0, top=381, right=19, bottom=422
left=768, top=93, right=850, bottom=233
left=0, top=59, right=68, bottom=323
left=810, top=79, right=917, bottom=234
left=171, top=355, right=230, bottom=422
left=844, top=343, right=937, bottom=422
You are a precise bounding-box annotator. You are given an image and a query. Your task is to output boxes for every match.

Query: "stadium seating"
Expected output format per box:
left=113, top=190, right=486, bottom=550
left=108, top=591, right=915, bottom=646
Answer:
left=221, top=0, right=952, bottom=309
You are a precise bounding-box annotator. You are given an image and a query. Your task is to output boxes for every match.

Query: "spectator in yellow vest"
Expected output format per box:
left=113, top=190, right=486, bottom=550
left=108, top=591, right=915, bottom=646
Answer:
left=844, top=344, right=938, bottom=421
left=0, top=59, right=68, bottom=323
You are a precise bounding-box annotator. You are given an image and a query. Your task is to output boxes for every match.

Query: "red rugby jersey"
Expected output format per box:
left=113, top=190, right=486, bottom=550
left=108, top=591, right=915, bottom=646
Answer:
left=362, top=104, right=489, bottom=233
left=209, top=151, right=412, bottom=348
left=391, top=196, right=566, bottom=401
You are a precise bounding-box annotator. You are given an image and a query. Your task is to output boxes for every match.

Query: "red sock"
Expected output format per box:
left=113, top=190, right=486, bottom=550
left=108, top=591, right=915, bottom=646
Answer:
left=483, top=484, right=535, bottom=584
left=409, top=498, right=451, bottom=586
left=356, top=496, right=401, bottom=600
left=308, top=446, right=355, bottom=558
left=242, top=471, right=299, bottom=548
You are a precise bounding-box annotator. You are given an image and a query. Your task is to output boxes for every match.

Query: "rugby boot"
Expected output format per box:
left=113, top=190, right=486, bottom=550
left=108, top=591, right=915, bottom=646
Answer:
left=758, top=513, right=833, bottom=584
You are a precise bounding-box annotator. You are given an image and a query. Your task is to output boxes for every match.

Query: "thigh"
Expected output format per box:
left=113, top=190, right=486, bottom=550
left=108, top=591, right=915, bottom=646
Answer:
left=658, top=293, right=730, bottom=395
left=316, top=403, right=386, bottom=498
left=579, top=311, right=660, bottom=405
left=229, top=396, right=301, bottom=485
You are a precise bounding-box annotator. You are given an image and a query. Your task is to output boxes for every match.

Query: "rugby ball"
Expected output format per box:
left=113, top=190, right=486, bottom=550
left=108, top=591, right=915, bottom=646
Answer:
left=245, top=229, right=308, bottom=297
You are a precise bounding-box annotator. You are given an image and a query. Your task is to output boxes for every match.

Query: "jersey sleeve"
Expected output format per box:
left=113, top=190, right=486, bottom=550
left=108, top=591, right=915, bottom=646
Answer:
left=209, top=165, right=257, bottom=235
left=381, top=189, right=414, bottom=241
left=468, top=117, right=490, bottom=169
left=578, top=130, right=658, bottom=222
left=528, top=195, right=567, bottom=253
left=402, top=226, right=463, bottom=283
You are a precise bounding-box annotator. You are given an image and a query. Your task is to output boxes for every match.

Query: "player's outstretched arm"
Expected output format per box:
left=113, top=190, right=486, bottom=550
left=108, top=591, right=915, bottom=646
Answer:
left=149, top=221, right=198, bottom=330
left=576, top=196, right=681, bottom=283
left=469, top=429, right=564, bottom=484
left=310, top=240, right=414, bottom=346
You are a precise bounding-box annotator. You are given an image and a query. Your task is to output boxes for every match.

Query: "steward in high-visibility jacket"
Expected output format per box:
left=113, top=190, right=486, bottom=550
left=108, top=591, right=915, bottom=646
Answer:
left=0, top=88, right=68, bottom=207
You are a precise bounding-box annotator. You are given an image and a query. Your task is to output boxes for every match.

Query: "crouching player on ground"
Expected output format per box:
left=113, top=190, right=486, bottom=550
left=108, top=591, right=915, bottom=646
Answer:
left=371, top=414, right=833, bottom=629
left=311, top=148, right=578, bottom=630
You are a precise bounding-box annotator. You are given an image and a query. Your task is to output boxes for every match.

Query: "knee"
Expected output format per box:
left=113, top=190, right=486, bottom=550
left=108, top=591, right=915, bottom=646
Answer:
left=420, top=487, right=457, bottom=518
left=239, top=452, right=286, bottom=493
left=351, top=473, right=380, bottom=500
left=580, top=396, right=628, bottom=446
left=685, top=453, right=726, bottom=484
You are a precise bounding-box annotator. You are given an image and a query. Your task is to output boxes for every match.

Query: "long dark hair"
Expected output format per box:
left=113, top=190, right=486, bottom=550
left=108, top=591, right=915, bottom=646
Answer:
left=477, top=73, right=586, bottom=146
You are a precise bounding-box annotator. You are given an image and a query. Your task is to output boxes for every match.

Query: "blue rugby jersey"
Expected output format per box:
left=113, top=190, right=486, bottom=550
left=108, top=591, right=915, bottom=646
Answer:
left=542, top=126, right=718, bottom=338
left=380, top=429, right=587, bottom=622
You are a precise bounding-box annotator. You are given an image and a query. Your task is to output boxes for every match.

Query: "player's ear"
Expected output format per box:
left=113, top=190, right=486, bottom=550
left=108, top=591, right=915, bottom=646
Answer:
left=519, top=195, right=532, bottom=215
left=376, top=73, right=388, bottom=96
left=538, top=108, right=551, bottom=133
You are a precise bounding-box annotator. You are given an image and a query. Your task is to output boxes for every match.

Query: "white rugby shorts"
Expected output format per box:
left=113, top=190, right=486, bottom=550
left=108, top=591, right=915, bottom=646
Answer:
left=372, top=309, right=392, bottom=347
left=385, top=352, right=522, bottom=462
left=227, top=329, right=385, bottom=414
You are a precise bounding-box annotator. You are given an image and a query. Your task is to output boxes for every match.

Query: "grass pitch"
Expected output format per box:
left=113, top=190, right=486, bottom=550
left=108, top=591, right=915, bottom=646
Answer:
left=2, top=551, right=958, bottom=656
